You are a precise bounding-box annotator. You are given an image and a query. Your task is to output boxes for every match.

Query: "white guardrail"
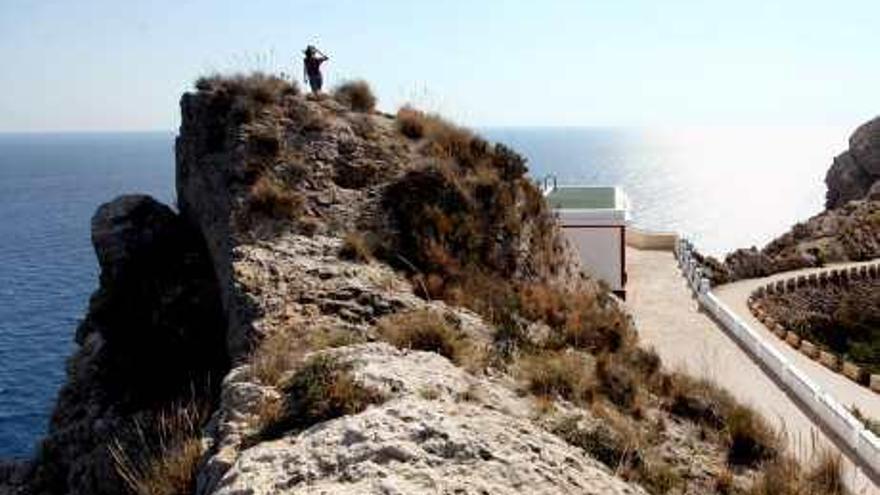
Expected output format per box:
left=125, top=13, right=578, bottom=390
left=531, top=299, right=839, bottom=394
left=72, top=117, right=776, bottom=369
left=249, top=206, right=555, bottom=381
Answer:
left=675, top=237, right=880, bottom=476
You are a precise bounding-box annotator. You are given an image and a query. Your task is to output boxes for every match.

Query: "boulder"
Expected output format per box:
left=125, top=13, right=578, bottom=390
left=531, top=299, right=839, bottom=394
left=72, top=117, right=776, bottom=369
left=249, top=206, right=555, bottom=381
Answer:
left=825, top=151, right=873, bottom=209
left=849, top=116, right=880, bottom=175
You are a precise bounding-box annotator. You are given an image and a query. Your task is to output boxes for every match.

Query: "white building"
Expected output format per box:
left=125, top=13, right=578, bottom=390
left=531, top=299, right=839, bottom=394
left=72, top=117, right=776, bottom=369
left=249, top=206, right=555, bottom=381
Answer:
left=544, top=183, right=630, bottom=298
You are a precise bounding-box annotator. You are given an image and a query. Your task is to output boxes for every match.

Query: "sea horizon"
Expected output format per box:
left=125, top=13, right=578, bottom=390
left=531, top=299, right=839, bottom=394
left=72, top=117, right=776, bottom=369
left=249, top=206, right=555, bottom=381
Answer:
left=0, top=125, right=852, bottom=457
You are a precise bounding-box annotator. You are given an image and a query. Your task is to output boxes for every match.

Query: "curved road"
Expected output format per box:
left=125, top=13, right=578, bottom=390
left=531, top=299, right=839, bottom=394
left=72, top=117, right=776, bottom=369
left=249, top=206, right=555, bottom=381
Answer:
left=713, top=261, right=880, bottom=422
left=625, top=247, right=877, bottom=494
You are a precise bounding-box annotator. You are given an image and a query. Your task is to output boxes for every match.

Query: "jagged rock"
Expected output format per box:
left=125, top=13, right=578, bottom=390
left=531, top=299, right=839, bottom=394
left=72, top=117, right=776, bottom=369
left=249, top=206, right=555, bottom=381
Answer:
left=212, top=344, right=647, bottom=495
left=710, top=117, right=880, bottom=282
left=825, top=151, right=873, bottom=209
left=825, top=117, right=880, bottom=209
left=850, top=116, right=880, bottom=176
left=90, top=194, right=179, bottom=286
left=26, top=194, right=228, bottom=495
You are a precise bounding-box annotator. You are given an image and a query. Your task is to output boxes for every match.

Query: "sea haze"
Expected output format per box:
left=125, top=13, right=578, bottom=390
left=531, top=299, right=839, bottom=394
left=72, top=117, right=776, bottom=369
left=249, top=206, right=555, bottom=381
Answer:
left=0, top=126, right=847, bottom=457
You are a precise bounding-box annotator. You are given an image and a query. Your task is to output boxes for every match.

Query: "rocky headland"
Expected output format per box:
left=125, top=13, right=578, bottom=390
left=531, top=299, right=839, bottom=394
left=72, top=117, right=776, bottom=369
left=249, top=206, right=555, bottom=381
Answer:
left=0, top=75, right=848, bottom=495
left=699, top=117, right=880, bottom=284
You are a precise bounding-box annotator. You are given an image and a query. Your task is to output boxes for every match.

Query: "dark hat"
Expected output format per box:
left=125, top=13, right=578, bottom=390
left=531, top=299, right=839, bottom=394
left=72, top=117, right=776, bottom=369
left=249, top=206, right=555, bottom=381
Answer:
left=304, top=45, right=317, bottom=55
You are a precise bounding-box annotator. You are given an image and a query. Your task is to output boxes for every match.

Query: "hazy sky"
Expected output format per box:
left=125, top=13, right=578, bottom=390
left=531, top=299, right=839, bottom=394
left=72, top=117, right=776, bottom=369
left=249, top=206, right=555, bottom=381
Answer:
left=1, top=0, right=879, bottom=131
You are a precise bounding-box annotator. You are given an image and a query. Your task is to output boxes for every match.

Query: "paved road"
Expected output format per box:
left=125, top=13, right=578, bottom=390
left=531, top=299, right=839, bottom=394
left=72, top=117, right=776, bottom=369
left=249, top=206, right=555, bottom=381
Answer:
left=714, top=261, right=880, bottom=420
left=625, top=247, right=877, bottom=494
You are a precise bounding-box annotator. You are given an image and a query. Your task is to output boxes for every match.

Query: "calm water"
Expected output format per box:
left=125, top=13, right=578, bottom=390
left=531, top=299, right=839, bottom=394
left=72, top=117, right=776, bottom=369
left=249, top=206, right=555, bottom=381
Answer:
left=0, top=133, right=174, bottom=458
left=0, top=127, right=847, bottom=457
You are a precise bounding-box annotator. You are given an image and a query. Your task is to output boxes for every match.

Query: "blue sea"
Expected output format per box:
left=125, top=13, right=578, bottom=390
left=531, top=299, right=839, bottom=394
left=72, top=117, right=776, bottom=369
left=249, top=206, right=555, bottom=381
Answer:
left=0, top=126, right=848, bottom=458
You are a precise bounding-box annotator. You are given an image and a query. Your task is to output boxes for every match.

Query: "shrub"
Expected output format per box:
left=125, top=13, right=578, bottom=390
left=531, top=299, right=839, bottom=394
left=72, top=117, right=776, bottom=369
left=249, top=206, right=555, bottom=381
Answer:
left=725, top=404, right=779, bottom=466
left=552, top=416, right=637, bottom=469
left=195, top=72, right=297, bottom=102
left=518, top=351, right=595, bottom=403
left=194, top=73, right=298, bottom=151
left=339, top=231, right=373, bottom=262
left=663, top=373, right=735, bottom=430
left=747, top=450, right=845, bottom=495
left=250, top=327, right=308, bottom=386
left=396, top=105, right=428, bottom=139
left=520, top=283, right=636, bottom=355
left=377, top=310, right=469, bottom=365
left=637, top=462, right=683, bottom=494
left=109, top=405, right=207, bottom=495
left=333, top=80, right=377, bottom=112
left=248, top=174, right=304, bottom=220
left=262, top=355, right=384, bottom=438
left=596, top=353, right=641, bottom=412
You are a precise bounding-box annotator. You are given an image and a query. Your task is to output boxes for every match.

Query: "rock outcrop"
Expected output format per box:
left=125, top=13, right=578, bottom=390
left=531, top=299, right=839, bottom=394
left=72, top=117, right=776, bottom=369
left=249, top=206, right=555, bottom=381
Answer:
left=22, top=195, right=228, bottom=495
left=8, top=75, right=799, bottom=495
left=212, top=344, right=645, bottom=495
left=826, top=116, right=880, bottom=209
left=700, top=117, right=880, bottom=284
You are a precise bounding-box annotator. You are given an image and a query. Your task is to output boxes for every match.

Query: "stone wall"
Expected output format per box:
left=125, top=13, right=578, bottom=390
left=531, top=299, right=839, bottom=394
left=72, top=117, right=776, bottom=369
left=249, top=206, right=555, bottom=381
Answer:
left=747, top=262, right=880, bottom=393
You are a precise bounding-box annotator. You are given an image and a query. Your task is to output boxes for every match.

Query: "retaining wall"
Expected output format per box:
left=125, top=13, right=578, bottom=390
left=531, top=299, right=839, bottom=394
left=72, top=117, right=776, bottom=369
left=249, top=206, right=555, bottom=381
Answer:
left=626, top=227, right=678, bottom=251
left=747, top=263, right=880, bottom=393
left=675, top=238, right=880, bottom=477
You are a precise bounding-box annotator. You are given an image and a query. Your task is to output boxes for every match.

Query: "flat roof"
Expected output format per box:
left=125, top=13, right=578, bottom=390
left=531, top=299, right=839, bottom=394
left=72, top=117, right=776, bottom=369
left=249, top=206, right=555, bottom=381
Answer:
left=546, top=186, right=617, bottom=210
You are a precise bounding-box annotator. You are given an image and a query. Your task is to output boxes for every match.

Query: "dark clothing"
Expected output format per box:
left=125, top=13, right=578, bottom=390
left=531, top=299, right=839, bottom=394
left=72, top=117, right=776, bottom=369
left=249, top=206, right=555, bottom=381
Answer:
left=308, top=72, right=323, bottom=93
left=304, top=55, right=326, bottom=93
left=304, top=56, right=324, bottom=78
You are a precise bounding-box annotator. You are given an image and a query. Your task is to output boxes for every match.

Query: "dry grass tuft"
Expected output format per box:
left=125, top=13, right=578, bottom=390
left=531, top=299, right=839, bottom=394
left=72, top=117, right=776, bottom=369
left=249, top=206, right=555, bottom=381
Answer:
left=250, top=327, right=309, bottom=387
left=551, top=415, right=637, bottom=470
left=663, top=373, right=735, bottom=430
left=377, top=310, right=477, bottom=366
left=518, top=351, right=596, bottom=403
left=109, top=404, right=207, bottom=495
left=747, top=449, right=846, bottom=495
left=248, top=174, right=304, bottom=220
left=333, top=80, right=377, bottom=112
left=596, top=353, right=643, bottom=412
left=396, top=105, right=429, bottom=139
left=261, top=355, right=384, bottom=438
left=661, top=372, right=779, bottom=467
left=724, top=404, right=780, bottom=467
left=339, top=231, right=373, bottom=262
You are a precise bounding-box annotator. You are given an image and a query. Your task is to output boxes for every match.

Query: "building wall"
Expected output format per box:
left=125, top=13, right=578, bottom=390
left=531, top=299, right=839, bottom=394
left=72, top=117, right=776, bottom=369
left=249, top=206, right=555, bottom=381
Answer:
left=562, top=226, right=623, bottom=290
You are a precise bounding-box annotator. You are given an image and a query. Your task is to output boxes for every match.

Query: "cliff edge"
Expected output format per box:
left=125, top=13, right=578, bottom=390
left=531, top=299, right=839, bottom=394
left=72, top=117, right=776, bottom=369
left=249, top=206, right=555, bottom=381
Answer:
left=3, top=75, right=845, bottom=495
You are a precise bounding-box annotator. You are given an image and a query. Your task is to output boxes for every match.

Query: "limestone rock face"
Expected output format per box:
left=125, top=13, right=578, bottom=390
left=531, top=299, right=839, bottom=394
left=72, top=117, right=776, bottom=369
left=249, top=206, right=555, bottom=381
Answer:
left=212, top=344, right=647, bottom=495
left=825, top=117, right=880, bottom=209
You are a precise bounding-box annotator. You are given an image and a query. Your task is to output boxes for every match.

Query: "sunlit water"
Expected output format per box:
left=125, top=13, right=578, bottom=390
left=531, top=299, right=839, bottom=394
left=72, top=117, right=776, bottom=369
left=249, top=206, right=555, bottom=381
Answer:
left=484, top=126, right=847, bottom=256
left=0, top=126, right=848, bottom=457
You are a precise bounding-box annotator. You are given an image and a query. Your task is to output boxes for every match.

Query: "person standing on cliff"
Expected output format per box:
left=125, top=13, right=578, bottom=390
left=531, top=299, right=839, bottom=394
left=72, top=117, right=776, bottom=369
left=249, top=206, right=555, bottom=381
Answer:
left=303, top=45, right=329, bottom=95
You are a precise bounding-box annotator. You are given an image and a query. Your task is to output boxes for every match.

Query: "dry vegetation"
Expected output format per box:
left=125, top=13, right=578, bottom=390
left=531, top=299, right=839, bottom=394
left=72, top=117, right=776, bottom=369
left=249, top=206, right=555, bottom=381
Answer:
left=519, top=351, right=596, bottom=403
left=376, top=309, right=487, bottom=371
left=260, top=355, right=384, bottom=439
left=332, top=80, right=377, bottom=112
left=248, top=174, right=305, bottom=220
left=339, top=231, right=374, bottom=262
left=109, top=404, right=207, bottom=495
left=177, top=75, right=851, bottom=495
left=747, top=450, right=846, bottom=495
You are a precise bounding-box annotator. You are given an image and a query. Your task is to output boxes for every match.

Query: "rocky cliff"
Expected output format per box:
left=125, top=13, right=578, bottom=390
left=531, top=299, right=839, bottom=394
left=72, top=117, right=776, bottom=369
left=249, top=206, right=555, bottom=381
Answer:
left=700, top=117, right=880, bottom=284
left=826, top=117, right=880, bottom=208
left=3, top=74, right=838, bottom=495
